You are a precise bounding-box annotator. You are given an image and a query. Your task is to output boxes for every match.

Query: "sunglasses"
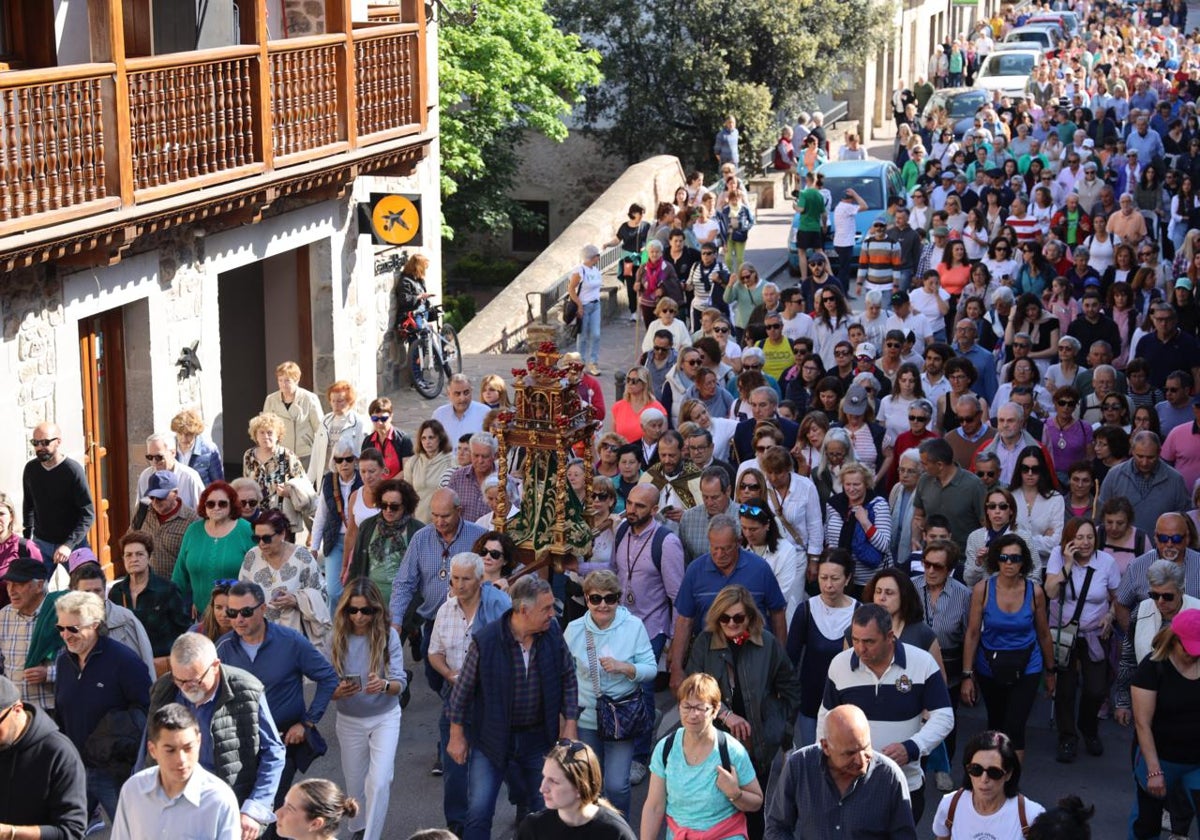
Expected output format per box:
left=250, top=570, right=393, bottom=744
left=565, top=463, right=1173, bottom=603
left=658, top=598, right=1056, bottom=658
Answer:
left=1057, top=399, right=1078, bottom=407
left=966, top=763, right=1007, bottom=780
left=718, top=611, right=748, bottom=625
left=908, top=415, right=929, bottom=423
left=653, top=346, right=670, bottom=353
left=976, top=470, right=996, bottom=479
left=240, top=498, right=260, bottom=509
left=713, top=327, right=730, bottom=334
left=1019, top=464, right=1041, bottom=474
left=986, top=502, right=1010, bottom=511
left=823, top=297, right=838, bottom=303
left=251, top=533, right=278, bottom=544
left=556, top=738, right=588, bottom=758
left=755, top=445, right=772, bottom=453
left=587, top=593, right=621, bottom=606
left=146, top=454, right=167, bottom=463
left=205, top=499, right=230, bottom=510
left=212, top=578, right=239, bottom=589
left=834, top=349, right=851, bottom=356
left=739, top=504, right=767, bottom=518
left=922, top=560, right=948, bottom=571
left=739, top=483, right=761, bottom=492
left=30, top=438, right=59, bottom=447
left=997, top=553, right=1023, bottom=565
left=344, top=606, right=379, bottom=616
left=55, top=624, right=89, bottom=635
left=370, top=415, right=391, bottom=423
left=1149, top=591, right=1178, bottom=602
left=626, top=378, right=645, bottom=385
left=333, top=456, right=357, bottom=464
left=593, top=492, right=613, bottom=501
left=225, top=606, right=261, bottom=619
left=480, top=549, right=504, bottom=560
left=1156, top=533, right=1186, bottom=544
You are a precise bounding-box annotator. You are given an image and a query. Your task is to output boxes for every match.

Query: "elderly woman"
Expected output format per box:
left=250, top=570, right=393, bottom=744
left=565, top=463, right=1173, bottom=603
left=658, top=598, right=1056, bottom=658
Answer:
left=563, top=570, right=657, bottom=820
left=243, top=412, right=311, bottom=530
left=345, top=479, right=423, bottom=605
left=933, top=730, right=1045, bottom=839
left=685, top=586, right=798, bottom=840
left=53, top=590, right=151, bottom=824
left=642, top=297, right=692, bottom=355
left=262, top=360, right=324, bottom=470
left=824, top=462, right=891, bottom=590
left=107, top=530, right=190, bottom=663
left=963, top=487, right=1033, bottom=587
left=1042, top=386, right=1093, bottom=482
left=316, top=380, right=366, bottom=478
left=889, top=449, right=923, bottom=564
left=173, top=481, right=255, bottom=615
left=170, top=409, right=224, bottom=486
left=634, top=240, right=682, bottom=329
left=723, top=262, right=766, bottom=342
left=1128, top=611, right=1200, bottom=839
left=640, top=673, right=762, bottom=840
left=239, top=509, right=326, bottom=635
left=309, top=440, right=362, bottom=607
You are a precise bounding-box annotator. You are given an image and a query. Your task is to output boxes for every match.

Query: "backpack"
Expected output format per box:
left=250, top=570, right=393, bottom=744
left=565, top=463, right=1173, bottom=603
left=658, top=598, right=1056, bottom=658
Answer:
left=661, top=727, right=732, bottom=772
left=944, top=788, right=1030, bottom=837
left=613, top=520, right=671, bottom=575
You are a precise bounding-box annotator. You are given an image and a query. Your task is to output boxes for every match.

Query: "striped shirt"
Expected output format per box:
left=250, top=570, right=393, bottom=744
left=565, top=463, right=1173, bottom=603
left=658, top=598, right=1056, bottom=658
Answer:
left=857, top=238, right=900, bottom=288
left=1007, top=213, right=1040, bottom=244
left=914, top=577, right=971, bottom=667
left=817, top=642, right=954, bottom=791
left=0, top=600, right=57, bottom=710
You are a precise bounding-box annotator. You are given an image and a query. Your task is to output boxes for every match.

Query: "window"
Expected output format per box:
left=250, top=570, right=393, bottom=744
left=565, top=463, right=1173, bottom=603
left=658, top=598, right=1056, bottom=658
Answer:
left=511, top=200, right=550, bottom=252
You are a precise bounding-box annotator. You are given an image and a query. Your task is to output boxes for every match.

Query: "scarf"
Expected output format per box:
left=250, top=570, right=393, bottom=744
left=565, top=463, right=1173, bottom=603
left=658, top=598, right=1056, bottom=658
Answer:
left=643, top=258, right=665, bottom=297
left=729, top=631, right=751, bottom=647
left=155, top=497, right=183, bottom=523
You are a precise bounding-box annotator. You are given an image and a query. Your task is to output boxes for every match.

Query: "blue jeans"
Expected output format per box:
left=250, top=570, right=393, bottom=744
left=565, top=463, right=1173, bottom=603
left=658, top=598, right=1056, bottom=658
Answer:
left=926, top=740, right=951, bottom=773
left=33, top=536, right=88, bottom=572
left=465, top=731, right=548, bottom=840
left=634, top=632, right=666, bottom=763
left=440, top=704, right=468, bottom=828
left=86, top=767, right=120, bottom=822
left=794, top=712, right=818, bottom=749
left=577, top=300, right=602, bottom=366
left=895, top=269, right=914, bottom=295
left=1130, top=750, right=1200, bottom=839
left=324, top=537, right=345, bottom=608
left=579, top=727, right=634, bottom=821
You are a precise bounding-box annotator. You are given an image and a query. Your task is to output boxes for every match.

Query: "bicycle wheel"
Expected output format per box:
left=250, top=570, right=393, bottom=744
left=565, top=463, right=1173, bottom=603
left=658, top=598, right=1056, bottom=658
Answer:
left=440, top=324, right=463, bottom=376
left=409, top=331, right=444, bottom=399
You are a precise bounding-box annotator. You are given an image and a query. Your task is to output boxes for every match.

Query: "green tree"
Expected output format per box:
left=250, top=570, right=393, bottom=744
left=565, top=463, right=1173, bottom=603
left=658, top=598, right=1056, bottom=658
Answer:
left=552, top=0, right=892, bottom=172
left=439, top=0, right=602, bottom=236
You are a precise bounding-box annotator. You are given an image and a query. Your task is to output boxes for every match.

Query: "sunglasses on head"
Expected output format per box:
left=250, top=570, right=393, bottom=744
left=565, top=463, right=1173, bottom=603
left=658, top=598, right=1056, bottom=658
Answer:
left=556, top=738, right=587, bottom=758
left=344, top=605, right=379, bottom=616
left=587, top=593, right=621, bottom=606
left=225, top=606, right=261, bottom=619
left=739, top=503, right=768, bottom=518
left=966, top=763, right=1007, bottom=780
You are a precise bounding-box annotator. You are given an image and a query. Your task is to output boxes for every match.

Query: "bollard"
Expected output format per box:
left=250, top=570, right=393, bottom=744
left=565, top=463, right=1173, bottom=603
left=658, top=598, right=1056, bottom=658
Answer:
left=613, top=369, right=626, bottom=396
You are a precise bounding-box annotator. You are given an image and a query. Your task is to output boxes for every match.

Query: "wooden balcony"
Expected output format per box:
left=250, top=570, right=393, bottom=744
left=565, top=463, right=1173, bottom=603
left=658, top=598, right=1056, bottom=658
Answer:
left=0, top=4, right=429, bottom=264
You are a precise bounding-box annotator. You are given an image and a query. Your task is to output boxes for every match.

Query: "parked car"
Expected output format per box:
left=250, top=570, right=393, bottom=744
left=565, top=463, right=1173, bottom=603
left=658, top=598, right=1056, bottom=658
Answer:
left=787, top=159, right=905, bottom=275
left=1026, top=11, right=1080, bottom=38
left=1002, top=25, right=1063, bottom=56
left=974, top=49, right=1043, bottom=98
left=922, top=87, right=991, bottom=140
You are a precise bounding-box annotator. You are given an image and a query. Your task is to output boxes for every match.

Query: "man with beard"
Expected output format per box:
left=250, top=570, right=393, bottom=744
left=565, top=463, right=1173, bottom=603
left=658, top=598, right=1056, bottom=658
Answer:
left=639, top=431, right=702, bottom=522
left=21, top=422, right=94, bottom=569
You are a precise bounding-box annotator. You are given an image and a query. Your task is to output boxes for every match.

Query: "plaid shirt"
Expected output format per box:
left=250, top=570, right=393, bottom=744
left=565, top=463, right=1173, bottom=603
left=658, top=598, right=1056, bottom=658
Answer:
left=141, top=503, right=200, bottom=579
left=0, top=601, right=56, bottom=710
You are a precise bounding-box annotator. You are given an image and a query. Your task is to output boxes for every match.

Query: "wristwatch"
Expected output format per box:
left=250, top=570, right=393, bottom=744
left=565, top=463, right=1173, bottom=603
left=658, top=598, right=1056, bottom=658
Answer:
left=383, top=680, right=391, bottom=694
left=962, top=670, right=974, bottom=679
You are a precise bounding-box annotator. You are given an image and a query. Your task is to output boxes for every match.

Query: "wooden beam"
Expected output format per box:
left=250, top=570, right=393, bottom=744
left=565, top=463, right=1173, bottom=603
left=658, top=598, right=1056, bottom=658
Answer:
left=329, top=0, right=360, bottom=148
left=89, top=0, right=134, bottom=206
left=241, top=0, right=274, bottom=171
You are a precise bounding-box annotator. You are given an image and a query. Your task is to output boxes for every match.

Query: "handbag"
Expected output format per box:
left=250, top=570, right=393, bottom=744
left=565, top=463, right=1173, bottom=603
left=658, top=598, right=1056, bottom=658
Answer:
left=982, top=645, right=1034, bottom=686
left=1053, top=565, right=1094, bottom=670
left=563, top=297, right=580, bottom=325
left=586, top=630, right=654, bottom=742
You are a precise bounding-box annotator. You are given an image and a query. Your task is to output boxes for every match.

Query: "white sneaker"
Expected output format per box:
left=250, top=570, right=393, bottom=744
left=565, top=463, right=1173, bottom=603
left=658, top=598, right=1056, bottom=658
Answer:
left=630, top=761, right=648, bottom=785
left=935, top=771, right=954, bottom=792
left=628, top=312, right=638, bottom=322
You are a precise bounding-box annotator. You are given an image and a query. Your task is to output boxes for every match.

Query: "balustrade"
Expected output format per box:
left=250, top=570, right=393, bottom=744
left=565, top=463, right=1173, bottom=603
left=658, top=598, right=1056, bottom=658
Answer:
left=355, top=27, right=419, bottom=138
left=269, top=36, right=344, bottom=162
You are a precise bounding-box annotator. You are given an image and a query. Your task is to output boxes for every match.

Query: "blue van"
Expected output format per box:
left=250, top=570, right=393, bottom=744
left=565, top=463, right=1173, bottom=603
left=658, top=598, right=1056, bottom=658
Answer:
left=787, top=159, right=904, bottom=276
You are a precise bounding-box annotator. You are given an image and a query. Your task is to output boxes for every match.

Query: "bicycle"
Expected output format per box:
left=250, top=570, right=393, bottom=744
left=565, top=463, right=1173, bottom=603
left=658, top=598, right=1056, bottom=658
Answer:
left=398, top=299, right=462, bottom=399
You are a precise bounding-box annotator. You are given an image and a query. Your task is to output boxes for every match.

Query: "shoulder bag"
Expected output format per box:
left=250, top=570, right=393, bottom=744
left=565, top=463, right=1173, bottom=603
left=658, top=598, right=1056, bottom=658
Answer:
left=585, top=629, right=654, bottom=741
left=1053, top=565, right=1095, bottom=670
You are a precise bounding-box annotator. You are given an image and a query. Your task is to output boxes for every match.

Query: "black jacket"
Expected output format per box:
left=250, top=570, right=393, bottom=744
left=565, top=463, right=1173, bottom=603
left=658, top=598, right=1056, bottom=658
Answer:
left=0, top=704, right=87, bottom=840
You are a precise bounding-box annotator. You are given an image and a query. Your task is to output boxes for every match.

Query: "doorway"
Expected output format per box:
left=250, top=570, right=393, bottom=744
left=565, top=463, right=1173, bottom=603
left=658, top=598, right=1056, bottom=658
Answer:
left=79, top=309, right=132, bottom=576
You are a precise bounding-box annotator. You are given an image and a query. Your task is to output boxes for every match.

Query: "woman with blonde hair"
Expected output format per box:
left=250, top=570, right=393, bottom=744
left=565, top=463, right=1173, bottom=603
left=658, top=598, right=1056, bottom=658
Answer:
left=610, top=366, right=666, bottom=443
left=479, top=374, right=511, bottom=410
left=170, top=408, right=224, bottom=485
left=517, top=739, right=637, bottom=839
left=242, top=412, right=310, bottom=521
left=824, top=462, right=892, bottom=589
left=262, top=360, right=324, bottom=469
left=329, top=579, right=406, bottom=840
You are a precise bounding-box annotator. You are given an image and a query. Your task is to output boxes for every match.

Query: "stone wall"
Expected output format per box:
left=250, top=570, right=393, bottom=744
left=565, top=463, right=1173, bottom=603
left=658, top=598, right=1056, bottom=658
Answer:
left=1, top=268, right=61, bottom=433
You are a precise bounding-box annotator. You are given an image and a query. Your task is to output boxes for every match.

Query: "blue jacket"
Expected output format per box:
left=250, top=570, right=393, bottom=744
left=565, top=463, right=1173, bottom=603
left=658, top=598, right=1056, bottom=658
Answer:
left=54, top=635, right=151, bottom=754
left=475, top=583, right=513, bottom=634
left=182, top=435, right=224, bottom=487
left=564, top=606, right=657, bottom=730
left=216, top=622, right=338, bottom=729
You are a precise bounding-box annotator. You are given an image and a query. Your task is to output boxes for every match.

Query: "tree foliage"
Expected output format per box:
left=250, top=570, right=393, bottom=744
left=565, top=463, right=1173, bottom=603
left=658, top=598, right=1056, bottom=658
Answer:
left=550, top=0, right=892, bottom=173
left=438, top=0, right=602, bottom=236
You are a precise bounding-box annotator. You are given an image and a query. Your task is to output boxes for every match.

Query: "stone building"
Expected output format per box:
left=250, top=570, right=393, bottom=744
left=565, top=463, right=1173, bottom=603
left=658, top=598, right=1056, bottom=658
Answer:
left=0, top=0, right=438, bottom=569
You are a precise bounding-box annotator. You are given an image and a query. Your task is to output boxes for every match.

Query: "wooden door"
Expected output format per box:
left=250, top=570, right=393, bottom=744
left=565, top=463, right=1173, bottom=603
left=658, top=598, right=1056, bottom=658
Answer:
left=79, top=309, right=130, bottom=576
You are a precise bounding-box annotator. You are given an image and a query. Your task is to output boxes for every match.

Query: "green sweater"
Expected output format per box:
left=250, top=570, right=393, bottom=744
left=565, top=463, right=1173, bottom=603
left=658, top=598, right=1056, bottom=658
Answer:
left=172, top=518, right=254, bottom=613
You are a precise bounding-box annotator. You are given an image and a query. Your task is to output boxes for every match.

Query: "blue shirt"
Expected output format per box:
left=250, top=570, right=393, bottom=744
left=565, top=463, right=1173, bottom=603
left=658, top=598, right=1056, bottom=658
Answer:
left=390, top=520, right=487, bottom=622
left=216, top=621, right=338, bottom=729
left=953, top=341, right=999, bottom=403
left=675, top=549, right=786, bottom=630
left=110, top=764, right=241, bottom=840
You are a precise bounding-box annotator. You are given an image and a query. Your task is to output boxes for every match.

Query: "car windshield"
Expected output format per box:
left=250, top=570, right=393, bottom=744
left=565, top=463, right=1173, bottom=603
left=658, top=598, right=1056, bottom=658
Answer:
left=821, top=176, right=884, bottom=209
left=942, top=92, right=988, bottom=118
left=1009, top=31, right=1048, bottom=43
left=982, top=54, right=1036, bottom=76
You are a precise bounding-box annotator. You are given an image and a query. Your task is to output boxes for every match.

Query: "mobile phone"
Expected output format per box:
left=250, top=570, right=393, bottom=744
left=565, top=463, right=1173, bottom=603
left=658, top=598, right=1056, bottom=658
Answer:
left=340, top=674, right=363, bottom=690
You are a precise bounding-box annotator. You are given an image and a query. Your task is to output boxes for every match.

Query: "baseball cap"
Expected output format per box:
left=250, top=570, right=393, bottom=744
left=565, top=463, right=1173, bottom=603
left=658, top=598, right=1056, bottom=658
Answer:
left=940, top=171, right=955, bottom=180
left=146, top=470, right=178, bottom=499
left=67, top=547, right=99, bottom=574
left=0, top=557, right=50, bottom=583
left=1083, top=138, right=1095, bottom=148
left=855, top=343, right=877, bottom=359
left=891, top=290, right=910, bottom=306
left=843, top=385, right=870, bottom=416
left=809, top=253, right=828, bottom=264
left=1177, top=278, right=1194, bottom=291
left=1172, top=610, right=1200, bottom=656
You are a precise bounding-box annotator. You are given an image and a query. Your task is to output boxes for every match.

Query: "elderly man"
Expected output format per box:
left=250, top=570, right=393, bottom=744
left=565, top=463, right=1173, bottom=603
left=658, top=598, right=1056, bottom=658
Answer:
left=1098, top=431, right=1189, bottom=535
left=446, top=433, right=505, bottom=522
left=22, top=423, right=94, bottom=568
left=1137, top=302, right=1200, bottom=389
left=0, top=557, right=62, bottom=713
left=945, top=394, right=994, bottom=469
left=1108, top=192, right=1149, bottom=241
left=1080, top=364, right=1129, bottom=425
left=639, top=430, right=702, bottom=521
left=391, top=488, right=487, bottom=688
left=669, top=515, right=787, bottom=688
left=1157, top=371, right=1196, bottom=435
left=913, top=438, right=986, bottom=549
left=816, top=604, right=953, bottom=825
left=683, top=428, right=735, bottom=487
left=676, top=468, right=740, bottom=561
left=432, top=375, right=491, bottom=443
left=972, top=403, right=1042, bottom=484
left=1072, top=341, right=1126, bottom=398
left=766, top=704, right=916, bottom=840
left=1115, top=513, right=1200, bottom=631
left=732, top=387, right=800, bottom=461
left=135, top=433, right=205, bottom=510
left=146, top=633, right=286, bottom=840
left=951, top=320, right=998, bottom=402
left=135, top=471, right=199, bottom=580
left=446, top=576, right=579, bottom=840
left=428, top=552, right=512, bottom=835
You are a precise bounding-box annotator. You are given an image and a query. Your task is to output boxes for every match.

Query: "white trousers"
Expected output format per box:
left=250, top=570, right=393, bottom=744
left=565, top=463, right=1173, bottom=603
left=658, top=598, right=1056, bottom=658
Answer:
left=335, top=705, right=402, bottom=839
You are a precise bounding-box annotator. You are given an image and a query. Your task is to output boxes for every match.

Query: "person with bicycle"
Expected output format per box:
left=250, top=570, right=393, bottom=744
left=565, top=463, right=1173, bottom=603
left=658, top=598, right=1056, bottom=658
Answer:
left=396, top=254, right=434, bottom=317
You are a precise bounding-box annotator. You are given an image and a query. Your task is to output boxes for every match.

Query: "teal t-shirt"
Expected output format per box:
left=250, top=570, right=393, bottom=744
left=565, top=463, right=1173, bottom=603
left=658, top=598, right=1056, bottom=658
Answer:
left=649, top=731, right=757, bottom=839
left=798, top=188, right=825, bottom=232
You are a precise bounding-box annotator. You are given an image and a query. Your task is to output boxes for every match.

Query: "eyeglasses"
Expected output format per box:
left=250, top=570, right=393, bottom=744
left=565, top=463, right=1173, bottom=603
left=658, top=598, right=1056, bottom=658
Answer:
left=55, top=624, right=89, bottom=635
left=908, top=415, right=929, bottom=423
left=145, top=454, right=167, bottom=463
left=344, top=605, right=379, bottom=616
left=30, top=438, right=59, bottom=447
left=251, top=533, right=278, bottom=544
left=739, top=483, right=761, bottom=492
left=718, top=611, right=748, bottom=625
left=997, top=553, right=1023, bottom=564
left=370, top=415, right=391, bottom=423
left=333, top=456, right=357, bottom=464
left=379, top=502, right=404, bottom=513
left=1057, top=399, right=1078, bottom=407
left=172, top=661, right=217, bottom=690
left=986, top=502, right=1011, bottom=511
left=739, top=504, right=766, bottom=518
left=240, top=498, right=260, bottom=509
left=1149, top=591, right=1178, bottom=602
left=1156, top=533, right=1186, bottom=544
left=480, top=549, right=505, bottom=560
left=680, top=703, right=712, bottom=716
left=224, top=606, right=261, bottom=619
left=587, top=593, right=622, bottom=606
left=966, top=763, right=1007, bottom=780
left=205, top=499, right=230, bottom=509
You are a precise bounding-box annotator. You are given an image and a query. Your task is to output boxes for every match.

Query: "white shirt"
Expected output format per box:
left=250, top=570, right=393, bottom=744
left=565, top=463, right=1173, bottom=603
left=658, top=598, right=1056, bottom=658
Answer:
left=908, top=286, right=950, bottom=336
left=136, top=461, right=206, bottom=510
left=432, top=401, right=491, bottom=444
left=764, top=473, right=824, bottom=562
left=781, top=311, right=815, bottom=342
left=110, top=765, right=241, bottom=840
left=833, top=202, right=860, bottom=248
left=885, top=312, right=932, bottom=356
left=932, top=791, right=1046, bottom=839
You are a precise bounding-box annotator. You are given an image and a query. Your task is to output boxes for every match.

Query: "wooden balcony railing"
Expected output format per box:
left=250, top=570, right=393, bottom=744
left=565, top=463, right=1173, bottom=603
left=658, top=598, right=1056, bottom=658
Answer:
left=0, top=19, right=426, bottom=239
